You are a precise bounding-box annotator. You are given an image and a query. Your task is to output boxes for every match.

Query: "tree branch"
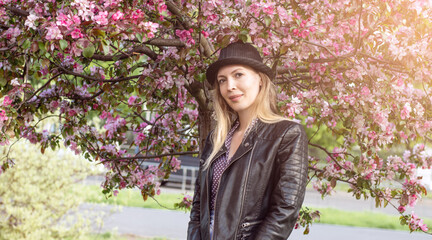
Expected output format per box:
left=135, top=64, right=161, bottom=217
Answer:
left=144, top=38, right=186, bottom=47
left=0, top=43, right=17, bottom=52
left=92, top=46, right=157, bottom=61
left=20, top=73, right=61, bottom=108
left=308, top=142, right=345, bottom=170
left=68, top=90, right=104, bottom=101
left=102, top=151, right=200, bottom=163
left=166, top=0, right=214, bottom=57
left=56, top=64, right=141, bottom=83
left=358, top=52, right=404, bottom=67
left=5, top=6, right=29, bottom=17
left=277, top=66, right=310, bottom=74
left=275, top=76, right=311, bottom=84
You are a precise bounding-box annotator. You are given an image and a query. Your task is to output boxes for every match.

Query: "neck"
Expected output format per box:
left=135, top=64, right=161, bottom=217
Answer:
left=237, top=110, right=256, bottom=132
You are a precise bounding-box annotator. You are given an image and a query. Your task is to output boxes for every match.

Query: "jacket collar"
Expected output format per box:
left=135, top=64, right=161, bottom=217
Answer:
left=207, top=119, right=263, bottom=164
left=229, top=119, right=261, bottom=162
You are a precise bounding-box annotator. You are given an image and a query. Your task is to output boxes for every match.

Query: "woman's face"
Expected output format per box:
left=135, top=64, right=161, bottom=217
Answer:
left=217, top=64, right=261, bottom=115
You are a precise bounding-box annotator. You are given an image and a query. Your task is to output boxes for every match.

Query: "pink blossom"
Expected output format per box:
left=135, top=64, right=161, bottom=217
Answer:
left=25, top=13, right=39, bottom=30
left=182, top=194, right=192, bottom=208
left=139, top=122, right=148, bottom=129
left=3, top=96, right=12, bottom=106
left=300, top=20, right=307, bottom=28
left=112, top=10, right=124, bottom=21
left=45, top=25, right=63, bottom=40
left=69, top=141, right=80, bottom=155
left=361, top=86, right=371, bottom=96
left=73, top=63, right=84, bottom=73
left=131, top=9, right=144, bottom=22
left=409, top=213, right=429, bottom=232
left=400, top=103, right=412, bottom=120
left=201, top=30, right=209, bottom=38
left=300, top=30, right=309, bottom=38
left=263, top=4, right=274, bottom=15
left=134, top=132, right=146, bottom=145
left=408, top=194, right=418, bottom=207
left=70, top=28, right=83, bottom=39
left=0, top=109, right=8, bottom=121
left=175, top=29, right=192, bottom=44
left=396, top=78, right=404, bottom=87
left=49, top=101, right=59, bottom=111
left=68, top=109, right=77, bottom=117
left=128, top=96, right=137, bottom=105
left=56, top=12, right=73, bottom=28
left=2, top=27, right=21, bottom=43
left=368, top=131, right=377, bottom=140
left=158, top=3, right=167, bottom=12
left=113, top=190, right=119, bottom=196
left=72, top=15, right=81, bottom=24
left=143, top=22, right=159, bottom=38
left=100, top=110, right=111, bottom=120
left=94, top=11, right=108, bottom=25
left=187, top=38, right=195, bottom=45
left=262, top=47, right=270, bottom=56
left=170, top=157, right=181, bottom=171
left=103, top=115, right=127, bottom=139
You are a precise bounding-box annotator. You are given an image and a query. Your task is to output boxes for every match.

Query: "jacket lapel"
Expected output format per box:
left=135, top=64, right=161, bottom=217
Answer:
left=229, top=120, right=261, bottom=164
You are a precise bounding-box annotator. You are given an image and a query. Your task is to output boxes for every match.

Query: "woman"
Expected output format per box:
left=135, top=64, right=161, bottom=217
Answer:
left=188, top=41, right=309, bottom=240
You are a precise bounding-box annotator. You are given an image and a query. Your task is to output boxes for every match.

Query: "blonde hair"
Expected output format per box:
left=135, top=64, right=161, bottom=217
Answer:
left=204, top=71, right=285, bottom=169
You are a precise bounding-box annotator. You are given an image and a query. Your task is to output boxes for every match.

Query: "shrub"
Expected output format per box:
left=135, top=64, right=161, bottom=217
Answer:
left=0, top=140, right=97, bottom=240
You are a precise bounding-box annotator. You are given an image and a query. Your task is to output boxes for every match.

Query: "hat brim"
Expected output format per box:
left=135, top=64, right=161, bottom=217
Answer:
left=206, top=57, right=274, bottom=86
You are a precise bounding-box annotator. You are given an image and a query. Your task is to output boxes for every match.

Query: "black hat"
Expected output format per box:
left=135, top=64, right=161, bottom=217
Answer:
left=206, top=41, right=274, bottom=86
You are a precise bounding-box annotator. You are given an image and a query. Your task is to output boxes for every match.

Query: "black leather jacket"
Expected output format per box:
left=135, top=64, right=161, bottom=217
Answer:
left=187, top=120, right=309, bottom=240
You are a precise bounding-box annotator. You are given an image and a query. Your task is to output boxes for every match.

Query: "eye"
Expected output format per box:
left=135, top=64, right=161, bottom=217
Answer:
left=234, top=72, right=243, bottom=78
left=218, top=78, right=226, bottom=84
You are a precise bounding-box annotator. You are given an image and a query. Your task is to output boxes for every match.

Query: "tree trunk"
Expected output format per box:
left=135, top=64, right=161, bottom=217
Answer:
left=198, top=107, right=212, bottom=153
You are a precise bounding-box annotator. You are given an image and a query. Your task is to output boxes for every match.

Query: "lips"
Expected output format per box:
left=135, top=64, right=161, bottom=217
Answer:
left=229, top=94, right=243, bottom=101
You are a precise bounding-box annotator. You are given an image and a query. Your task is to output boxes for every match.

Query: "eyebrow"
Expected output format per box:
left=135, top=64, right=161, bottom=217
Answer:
left=217, top=67, right=244, bottom=79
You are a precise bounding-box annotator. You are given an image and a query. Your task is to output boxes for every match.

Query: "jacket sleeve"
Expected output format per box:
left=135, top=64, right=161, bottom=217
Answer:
left=254, top=123, right=309, bottom=240
left=187, top=162, right=202, bottom=240
left=188, top=132, right=213, bottom=240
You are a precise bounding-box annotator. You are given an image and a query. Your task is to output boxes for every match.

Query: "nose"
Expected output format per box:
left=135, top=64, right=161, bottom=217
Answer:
left=226, top=78, right=236, bottom=91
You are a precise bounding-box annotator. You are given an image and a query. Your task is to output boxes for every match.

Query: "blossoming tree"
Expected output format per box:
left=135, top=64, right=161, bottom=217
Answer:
left=1, top=0, right=431, bottom=233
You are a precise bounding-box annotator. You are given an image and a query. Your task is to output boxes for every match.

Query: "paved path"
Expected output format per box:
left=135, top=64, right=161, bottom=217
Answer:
left=84, top=202, right=432, bottom=240
left=303, top=188, right=432, bottom=219
left=81, top=180, right=432, bottom=239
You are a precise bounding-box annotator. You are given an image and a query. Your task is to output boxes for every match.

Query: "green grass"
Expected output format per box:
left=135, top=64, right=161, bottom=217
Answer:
left=315, top=207, right=432, bottom=231
left=80, top=184, right=432, bottom=232
left=81, top=232, right=168, bottom=240
left=82, top=184, right=185, bottom=210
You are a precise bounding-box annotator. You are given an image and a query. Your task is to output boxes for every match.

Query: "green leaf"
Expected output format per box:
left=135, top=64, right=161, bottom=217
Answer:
left=102, top=43, right=110, bottom=55
left=221, top=35, right=231, bottom=46
left=59, top=39, right=68, bottom=50
left=22, top=39, right=31, bottom=49
left=239, top=33, right=248, bottom=43
left=83, top=44, right=96, bottom=58
left=264, top=16, right=272, bottom=27
left=0, top=76, right=6, bottom=87
left=136, top=33, right=144, bottom=43
left=38, top=41, right=46, bottom=53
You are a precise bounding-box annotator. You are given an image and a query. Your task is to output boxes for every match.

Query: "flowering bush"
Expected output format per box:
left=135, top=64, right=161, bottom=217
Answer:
left=0, top=141, right=97, bottom=239
left=0, top=0, right=431, bottom=233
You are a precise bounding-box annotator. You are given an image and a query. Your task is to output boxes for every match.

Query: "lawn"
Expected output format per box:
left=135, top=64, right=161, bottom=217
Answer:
left=80, top=184, right=432, bottom=233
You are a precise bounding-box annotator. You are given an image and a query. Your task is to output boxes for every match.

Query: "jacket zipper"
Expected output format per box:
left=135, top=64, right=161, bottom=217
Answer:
left=241, top=219, right=262, bottom=228
left=233, top=143, right=255, bottom=239
left=212, top=145, right=254, bottom=239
